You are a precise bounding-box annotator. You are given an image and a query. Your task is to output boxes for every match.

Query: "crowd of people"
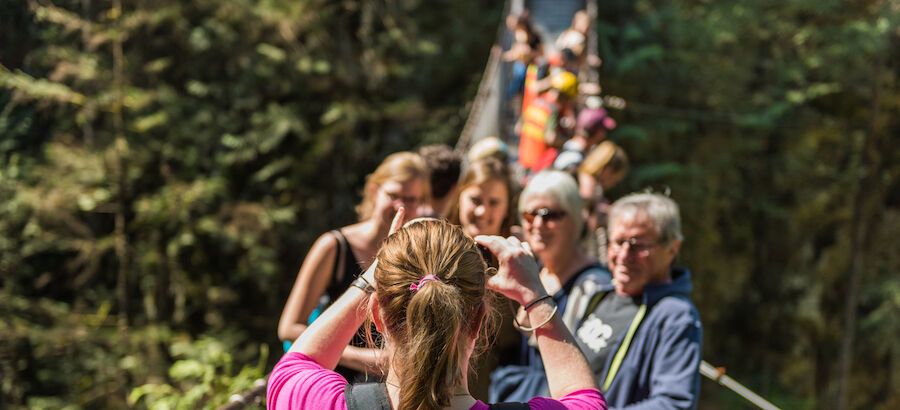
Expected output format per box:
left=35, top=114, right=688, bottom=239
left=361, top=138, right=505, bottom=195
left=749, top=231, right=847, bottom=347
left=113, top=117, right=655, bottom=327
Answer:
left=268, top=9, right=702, bottom=410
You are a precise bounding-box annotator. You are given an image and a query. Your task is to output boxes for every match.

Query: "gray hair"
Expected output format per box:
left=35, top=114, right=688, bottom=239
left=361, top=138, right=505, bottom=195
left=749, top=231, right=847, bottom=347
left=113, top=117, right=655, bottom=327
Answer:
left=609, top=192, right=683, bottom=243
left=518, top=170, right=584, bottom=229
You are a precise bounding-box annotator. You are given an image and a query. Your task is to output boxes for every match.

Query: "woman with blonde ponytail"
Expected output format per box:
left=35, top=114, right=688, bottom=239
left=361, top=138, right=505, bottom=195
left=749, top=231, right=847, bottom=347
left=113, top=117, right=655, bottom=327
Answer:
left=267, top=208, right=606, bottom=410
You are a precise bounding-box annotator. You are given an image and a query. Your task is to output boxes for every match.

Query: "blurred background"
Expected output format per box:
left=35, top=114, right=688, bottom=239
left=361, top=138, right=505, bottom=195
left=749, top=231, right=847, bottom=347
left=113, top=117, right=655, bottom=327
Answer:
left=1, top=0, right=898, bottom=408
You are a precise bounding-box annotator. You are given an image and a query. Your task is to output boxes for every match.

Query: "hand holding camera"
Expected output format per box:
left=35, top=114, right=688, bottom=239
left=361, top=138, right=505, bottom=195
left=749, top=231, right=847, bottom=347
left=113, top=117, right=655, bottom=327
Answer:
left=474, top=235, right=547, bottom=306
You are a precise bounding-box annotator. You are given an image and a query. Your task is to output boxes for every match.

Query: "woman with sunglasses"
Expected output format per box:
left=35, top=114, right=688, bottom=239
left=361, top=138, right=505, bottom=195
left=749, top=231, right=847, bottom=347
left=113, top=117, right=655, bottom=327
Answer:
left=267, top=210, right=606, bottom=409
left=490, top=170, right=611, bottom=402
left=278, top=152, right=429, bottom=383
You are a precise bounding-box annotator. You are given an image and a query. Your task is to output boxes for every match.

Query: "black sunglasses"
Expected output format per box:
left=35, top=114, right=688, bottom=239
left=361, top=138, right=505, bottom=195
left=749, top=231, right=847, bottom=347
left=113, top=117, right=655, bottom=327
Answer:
left=522, top=208, right=567, bottom=224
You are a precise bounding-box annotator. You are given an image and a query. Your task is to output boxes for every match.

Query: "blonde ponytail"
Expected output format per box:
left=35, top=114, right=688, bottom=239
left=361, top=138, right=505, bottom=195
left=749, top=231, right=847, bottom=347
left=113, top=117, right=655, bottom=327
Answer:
left=373, top=220, right=495, bottom=409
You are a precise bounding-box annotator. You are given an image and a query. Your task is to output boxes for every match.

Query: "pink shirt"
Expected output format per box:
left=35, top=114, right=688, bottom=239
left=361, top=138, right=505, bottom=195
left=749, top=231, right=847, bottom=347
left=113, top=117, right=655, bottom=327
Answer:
left=267, top=352, right=606, bottom=410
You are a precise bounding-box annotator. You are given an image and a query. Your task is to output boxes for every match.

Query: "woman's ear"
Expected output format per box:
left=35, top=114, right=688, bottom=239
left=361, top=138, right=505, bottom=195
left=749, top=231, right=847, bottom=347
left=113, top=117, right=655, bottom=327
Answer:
left=473, top=301, right=488, bottom=338
left=370, top=293, right=384, bottom=333
left=666, top=238, right=683, bottom=263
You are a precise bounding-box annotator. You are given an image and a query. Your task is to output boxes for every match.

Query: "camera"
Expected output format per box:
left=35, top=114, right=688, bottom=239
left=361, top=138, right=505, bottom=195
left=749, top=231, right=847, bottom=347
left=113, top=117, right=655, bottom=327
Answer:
left=477, top=244, right=499, bottom=270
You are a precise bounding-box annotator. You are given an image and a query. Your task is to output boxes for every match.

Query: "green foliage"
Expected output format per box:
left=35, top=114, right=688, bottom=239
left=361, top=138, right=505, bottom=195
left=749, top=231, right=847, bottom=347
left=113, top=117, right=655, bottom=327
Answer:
left=597, top=0, right=900, bottom=408
left=129, top=337, right=268, bottom=410
left=0, top=0, right=499, bottom=407
left=1, top=292, right=169, bottom=408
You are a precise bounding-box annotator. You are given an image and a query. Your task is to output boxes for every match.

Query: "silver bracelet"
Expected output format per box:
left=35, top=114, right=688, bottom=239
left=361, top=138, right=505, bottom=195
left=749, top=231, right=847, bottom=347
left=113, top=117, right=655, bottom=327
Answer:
left=512, top=301, right=558, bottom=332
left=350, top=276, right=375, bottom=293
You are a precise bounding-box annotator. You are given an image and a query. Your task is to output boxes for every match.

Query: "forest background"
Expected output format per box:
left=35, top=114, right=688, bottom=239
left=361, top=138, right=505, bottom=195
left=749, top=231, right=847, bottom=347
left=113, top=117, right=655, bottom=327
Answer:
left=1, top=0, right=898, bottom=409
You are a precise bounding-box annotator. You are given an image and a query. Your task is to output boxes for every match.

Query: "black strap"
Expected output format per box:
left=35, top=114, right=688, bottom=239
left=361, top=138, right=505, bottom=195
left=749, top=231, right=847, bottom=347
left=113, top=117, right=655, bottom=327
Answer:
left=330, top=230, right=348, bottom=284
left=344, top=382, right=391, bottom=410
left=344, top=382, right=530, bottom=410
left=489, top=402, right=530, bottom=409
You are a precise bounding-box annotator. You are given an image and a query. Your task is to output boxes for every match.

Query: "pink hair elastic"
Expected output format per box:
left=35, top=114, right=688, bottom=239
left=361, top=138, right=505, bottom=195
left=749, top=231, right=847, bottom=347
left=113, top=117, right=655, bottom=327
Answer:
left=410, top=275, right=441, bottom=292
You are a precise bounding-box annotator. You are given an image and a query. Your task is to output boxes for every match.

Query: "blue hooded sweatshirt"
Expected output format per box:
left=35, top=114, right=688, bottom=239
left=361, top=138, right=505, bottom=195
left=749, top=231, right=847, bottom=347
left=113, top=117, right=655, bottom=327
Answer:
left=584, top=267, right=702, bottom=410
left=489, top=267, right=701, bottom=409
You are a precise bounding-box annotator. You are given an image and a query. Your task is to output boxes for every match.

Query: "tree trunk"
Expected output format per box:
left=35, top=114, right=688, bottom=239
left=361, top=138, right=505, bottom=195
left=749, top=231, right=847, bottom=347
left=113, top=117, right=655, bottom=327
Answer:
left=81, top=0, right=94, bottom=147
left=112, top=0, right=129, bottom=329
left=835, top=54, right=887, bottom=410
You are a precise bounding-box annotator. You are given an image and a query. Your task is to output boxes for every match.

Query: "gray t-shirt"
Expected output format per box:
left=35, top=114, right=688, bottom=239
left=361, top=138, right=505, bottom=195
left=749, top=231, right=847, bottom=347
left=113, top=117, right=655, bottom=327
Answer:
left=575, top=292, right=641, bottom=376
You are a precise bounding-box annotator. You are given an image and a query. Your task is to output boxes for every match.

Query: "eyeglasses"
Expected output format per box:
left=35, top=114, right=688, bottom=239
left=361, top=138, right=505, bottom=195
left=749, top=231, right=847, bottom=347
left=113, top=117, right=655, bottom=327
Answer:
left=522, top=208, right=567, bottom=224
left=608, top=237, right=663, bottom=256
left=382, top=190, right=422, bottom=206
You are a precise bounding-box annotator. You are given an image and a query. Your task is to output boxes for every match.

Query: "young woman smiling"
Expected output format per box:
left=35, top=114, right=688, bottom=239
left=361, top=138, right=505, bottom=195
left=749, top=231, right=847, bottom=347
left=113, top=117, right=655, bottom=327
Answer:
left=450, top=158, right=517, bottom=238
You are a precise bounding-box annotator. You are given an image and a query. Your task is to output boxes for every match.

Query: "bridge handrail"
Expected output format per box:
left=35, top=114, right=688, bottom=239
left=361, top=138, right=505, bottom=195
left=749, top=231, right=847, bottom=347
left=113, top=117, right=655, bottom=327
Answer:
left=218, top=377, right=267, bottom=410
left=457, top=0, right=516, bottom=154
left=700, top=360, right=781, bottom=410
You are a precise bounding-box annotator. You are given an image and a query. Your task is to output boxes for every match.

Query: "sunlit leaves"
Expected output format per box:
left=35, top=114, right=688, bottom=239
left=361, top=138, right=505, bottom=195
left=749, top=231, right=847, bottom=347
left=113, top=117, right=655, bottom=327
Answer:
left=0, top=66, right=85, bottom=105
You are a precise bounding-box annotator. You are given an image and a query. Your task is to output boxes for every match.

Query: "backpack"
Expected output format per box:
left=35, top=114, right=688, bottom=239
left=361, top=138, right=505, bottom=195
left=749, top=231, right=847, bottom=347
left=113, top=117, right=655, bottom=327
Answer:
left=344, top=382, right=530, bottom=410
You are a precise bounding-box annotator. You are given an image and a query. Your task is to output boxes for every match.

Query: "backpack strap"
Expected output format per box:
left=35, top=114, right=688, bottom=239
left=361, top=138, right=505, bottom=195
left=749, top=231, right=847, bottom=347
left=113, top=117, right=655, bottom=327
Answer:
left=582, top=290, right=611, bottom=322
left=329, top=230, right=348, bottom=285
left=603, top=302, right=647, bottom=391
left=489, top=402, right=531, bottom=409
left=344, top=382, right=391, bottom=410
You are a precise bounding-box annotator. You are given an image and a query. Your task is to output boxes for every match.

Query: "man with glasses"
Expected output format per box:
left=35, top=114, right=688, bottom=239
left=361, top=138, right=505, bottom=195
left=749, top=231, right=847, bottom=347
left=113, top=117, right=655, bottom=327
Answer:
left=574, top=192, right=702, bottom=409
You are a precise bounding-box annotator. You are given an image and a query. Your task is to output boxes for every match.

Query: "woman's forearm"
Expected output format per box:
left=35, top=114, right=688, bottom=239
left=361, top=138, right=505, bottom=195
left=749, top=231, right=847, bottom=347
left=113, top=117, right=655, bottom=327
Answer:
left=277, top=323, right=308, bottom=342
left=530, top=300, right=599, bottom=398
left=278, top=232, right=340, bottom=342
left=338, top=345, right=387, bottom=376
left=475, top=234, right=597, bottom=397
left=288, top=286, right=370, bottom=370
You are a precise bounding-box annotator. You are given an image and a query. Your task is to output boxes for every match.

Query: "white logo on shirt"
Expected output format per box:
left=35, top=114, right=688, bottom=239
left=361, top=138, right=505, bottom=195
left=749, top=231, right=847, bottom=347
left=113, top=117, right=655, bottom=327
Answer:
left=577, top=314, right=613, bottom=353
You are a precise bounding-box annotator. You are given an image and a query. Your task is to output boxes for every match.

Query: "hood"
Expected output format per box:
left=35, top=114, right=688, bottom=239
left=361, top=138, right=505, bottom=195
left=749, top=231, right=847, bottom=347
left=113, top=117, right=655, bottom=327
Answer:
left=642, top=266, right=692, bottom=306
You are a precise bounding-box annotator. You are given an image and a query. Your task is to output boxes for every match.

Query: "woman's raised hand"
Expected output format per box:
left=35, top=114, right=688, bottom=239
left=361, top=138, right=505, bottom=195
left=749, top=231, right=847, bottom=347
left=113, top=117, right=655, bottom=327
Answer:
left=475, top=235, right=547, bottom=305
left=361, top=207, right=406, bottom=286
left=389, top=207, right=406, bottom=235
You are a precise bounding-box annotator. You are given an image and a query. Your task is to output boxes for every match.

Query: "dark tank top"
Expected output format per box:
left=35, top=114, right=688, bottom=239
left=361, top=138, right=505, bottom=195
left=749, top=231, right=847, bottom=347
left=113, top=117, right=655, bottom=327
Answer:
left=325, top=229, right=363, bottom=303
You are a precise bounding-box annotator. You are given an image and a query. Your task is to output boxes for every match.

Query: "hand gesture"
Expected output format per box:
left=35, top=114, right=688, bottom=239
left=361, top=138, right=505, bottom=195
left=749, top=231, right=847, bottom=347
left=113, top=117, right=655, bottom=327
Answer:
left=361, top=207, right=406, bottom=286
left=474, top=235, right=547, bottom=305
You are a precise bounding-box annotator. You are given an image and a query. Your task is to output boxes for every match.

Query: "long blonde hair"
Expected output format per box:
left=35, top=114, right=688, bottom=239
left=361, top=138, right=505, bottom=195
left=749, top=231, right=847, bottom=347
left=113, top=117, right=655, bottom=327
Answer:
left=356, top=152, right=430, bottom=221
left=373, top=220, right=496, bottom=409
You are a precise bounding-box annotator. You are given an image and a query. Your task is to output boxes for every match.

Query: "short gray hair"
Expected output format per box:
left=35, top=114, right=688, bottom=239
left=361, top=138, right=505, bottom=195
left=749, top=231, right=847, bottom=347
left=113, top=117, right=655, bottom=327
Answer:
left=518, top=170, right=584, bottom=229
left=609, top=192, right=682, bottom=243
